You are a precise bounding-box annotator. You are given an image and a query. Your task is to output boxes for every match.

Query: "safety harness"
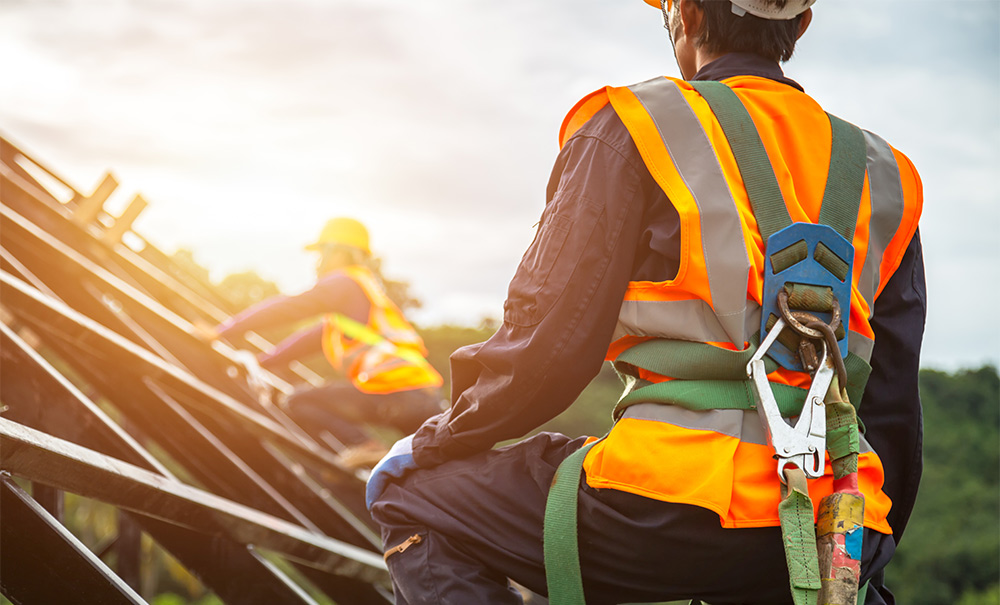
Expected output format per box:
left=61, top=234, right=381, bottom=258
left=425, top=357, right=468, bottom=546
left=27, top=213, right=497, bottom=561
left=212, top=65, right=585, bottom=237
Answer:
left=543, top=81, right=871, bottom=605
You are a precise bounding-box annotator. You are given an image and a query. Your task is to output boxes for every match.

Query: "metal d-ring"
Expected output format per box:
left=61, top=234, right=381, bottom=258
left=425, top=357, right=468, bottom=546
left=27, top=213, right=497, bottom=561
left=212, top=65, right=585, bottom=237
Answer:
left=776, top=289, right=842, bottom=341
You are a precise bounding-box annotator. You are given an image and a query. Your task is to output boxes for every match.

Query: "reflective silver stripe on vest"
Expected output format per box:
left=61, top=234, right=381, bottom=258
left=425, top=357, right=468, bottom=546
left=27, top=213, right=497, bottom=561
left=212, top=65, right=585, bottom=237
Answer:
left=858, top=130, right=906, bottom=314
left=613, top=298, right=761, bottom=345
left=622, top=402, right=875, bottom=453
left=848, top=330, right=874, bottom=362
left=626, top=78, right=751, bottom=347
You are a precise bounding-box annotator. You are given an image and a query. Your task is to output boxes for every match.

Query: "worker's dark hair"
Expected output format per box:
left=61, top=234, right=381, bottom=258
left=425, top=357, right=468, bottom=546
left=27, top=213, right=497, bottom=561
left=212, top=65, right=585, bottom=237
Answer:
left=692, top=0, right=805, bottom=63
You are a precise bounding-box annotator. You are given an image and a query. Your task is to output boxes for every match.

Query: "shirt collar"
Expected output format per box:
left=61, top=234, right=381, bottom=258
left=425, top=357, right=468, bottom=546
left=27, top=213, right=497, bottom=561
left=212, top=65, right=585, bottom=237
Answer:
left=691, top=52, right=804, bottom=92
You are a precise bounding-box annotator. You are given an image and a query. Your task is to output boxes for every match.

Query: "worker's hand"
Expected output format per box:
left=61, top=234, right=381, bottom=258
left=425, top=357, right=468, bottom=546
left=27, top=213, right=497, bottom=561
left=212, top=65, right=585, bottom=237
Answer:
left=191, top=320, right=220, bottom=342
left=364, top=434, right=417, bottom=510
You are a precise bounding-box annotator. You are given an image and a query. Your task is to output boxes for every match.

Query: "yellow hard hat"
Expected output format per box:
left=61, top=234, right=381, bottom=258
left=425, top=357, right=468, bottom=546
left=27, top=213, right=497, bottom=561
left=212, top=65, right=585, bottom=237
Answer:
left=305, top=217, right=370, bottom=254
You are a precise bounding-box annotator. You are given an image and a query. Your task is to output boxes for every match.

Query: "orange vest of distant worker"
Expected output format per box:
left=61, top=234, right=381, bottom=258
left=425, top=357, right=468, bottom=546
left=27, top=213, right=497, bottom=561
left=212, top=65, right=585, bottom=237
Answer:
left=321, top=265, right=443, bottom=395
left=560, top=76, right=922, bottom=533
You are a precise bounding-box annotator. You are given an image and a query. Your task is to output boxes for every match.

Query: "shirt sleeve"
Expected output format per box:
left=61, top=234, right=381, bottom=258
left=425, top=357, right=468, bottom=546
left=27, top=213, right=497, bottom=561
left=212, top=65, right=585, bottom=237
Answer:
left=258, top=323, right=325, bottom=369
left=858, top=230, right=927, bottom=545
left=216, top=272, right=369, bottom=338
left=412, top=109, right=659, bottom=468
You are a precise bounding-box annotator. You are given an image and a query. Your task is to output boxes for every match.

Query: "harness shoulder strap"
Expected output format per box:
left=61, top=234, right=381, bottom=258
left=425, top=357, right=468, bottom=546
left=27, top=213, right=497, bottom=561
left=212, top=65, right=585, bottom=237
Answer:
left=819, top=114, right=867, bottom=241
left=689, top=80, right=792, bottom=242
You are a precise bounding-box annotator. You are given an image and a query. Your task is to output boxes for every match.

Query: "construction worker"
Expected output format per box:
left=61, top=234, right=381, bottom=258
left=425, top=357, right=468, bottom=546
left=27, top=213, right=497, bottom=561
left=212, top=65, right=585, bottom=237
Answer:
left=367, top=1, right=925, bottom=603
left=214, top=217, right=445, bottom=459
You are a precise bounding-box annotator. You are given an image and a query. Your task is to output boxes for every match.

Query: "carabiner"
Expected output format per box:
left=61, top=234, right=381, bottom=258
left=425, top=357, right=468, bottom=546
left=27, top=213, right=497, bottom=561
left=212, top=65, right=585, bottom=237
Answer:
left=747, top=317, right=833, bottom=482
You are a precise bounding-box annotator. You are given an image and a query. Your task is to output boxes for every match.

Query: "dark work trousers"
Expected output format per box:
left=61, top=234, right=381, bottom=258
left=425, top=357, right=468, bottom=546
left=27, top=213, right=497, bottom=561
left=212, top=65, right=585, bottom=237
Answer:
left=285, top=381, right=444, bottom=447
left=370, top=432, right=898, bottom=605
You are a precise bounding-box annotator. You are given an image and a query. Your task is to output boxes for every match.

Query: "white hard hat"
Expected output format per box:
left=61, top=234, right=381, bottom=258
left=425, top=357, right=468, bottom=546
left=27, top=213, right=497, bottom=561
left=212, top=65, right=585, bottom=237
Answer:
left=730, top=0, right=815, bottom=20
left=644, top=0, right=815, bottom=21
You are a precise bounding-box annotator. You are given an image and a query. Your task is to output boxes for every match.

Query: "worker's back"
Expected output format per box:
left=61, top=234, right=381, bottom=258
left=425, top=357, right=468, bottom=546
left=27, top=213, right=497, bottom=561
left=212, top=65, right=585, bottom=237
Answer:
left=568, top=72, right=921, bottom=537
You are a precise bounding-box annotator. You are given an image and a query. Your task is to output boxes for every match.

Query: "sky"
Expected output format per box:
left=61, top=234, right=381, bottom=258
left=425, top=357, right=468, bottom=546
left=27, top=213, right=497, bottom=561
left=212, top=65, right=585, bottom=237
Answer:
left=2, top=0, right=998, bottom=371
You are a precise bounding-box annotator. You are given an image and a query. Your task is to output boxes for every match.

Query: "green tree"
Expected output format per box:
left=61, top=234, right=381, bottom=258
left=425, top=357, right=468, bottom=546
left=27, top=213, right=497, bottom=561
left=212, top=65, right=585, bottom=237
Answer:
left=418, top=324, right=497, bottom=399
left=888, top=366, right=1000, bottom=604
left=169, top=248, right=211, bottom=285
left=370, top=255, right=421, bottom=311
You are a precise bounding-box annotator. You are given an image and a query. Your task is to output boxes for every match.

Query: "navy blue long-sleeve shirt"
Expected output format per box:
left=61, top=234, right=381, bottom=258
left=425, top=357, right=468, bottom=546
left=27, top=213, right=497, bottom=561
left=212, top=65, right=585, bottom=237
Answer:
left=412, top=53, right=926, bottom=543
left=216, top=271, right=370, bottom=369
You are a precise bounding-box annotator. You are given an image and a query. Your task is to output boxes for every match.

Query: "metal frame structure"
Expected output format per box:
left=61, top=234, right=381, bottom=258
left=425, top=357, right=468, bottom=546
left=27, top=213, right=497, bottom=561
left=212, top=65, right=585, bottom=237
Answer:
left=0, top=135, right=393, bottom=603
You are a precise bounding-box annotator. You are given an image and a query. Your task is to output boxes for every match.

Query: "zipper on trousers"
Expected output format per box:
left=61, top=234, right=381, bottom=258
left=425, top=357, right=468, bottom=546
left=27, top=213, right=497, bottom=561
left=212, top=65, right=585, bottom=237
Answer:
left=384, top=534, right=423, bottom=561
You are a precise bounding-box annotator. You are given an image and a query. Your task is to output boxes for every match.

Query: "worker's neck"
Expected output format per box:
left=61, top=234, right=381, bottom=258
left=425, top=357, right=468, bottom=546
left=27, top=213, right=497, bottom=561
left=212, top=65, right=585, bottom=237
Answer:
left=693, top=49, right=727, bottom=76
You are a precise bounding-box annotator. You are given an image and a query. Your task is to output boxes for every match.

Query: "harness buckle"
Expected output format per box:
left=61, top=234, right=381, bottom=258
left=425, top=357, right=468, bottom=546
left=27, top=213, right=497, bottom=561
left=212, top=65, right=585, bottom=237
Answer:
left=759, top=223, right=854, bottom=371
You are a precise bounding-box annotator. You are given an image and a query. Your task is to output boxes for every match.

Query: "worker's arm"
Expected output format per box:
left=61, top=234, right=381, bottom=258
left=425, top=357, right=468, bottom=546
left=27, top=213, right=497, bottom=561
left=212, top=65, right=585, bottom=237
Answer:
left=858, top=230, right=927, bottom=545
left=258, top=323, right=325, bottom=369
left=411, top=107, right=671, bottom=469
left=216, top=272, right=368, bottom=339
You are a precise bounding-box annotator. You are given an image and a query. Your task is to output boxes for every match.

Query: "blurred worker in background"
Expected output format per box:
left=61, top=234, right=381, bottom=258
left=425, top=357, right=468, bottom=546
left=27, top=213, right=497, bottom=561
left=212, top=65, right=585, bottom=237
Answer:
left=214, top=217, right=445, bottom=463
left=366, top=0, right=925, bottom=603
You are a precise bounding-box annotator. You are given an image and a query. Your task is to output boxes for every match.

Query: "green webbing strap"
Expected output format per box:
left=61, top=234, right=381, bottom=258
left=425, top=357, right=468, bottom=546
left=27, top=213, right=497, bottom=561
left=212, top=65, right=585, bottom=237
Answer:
left=614, top=378, right=811, bottom=420
left=693, top=83, right=868, bottom=245
left=844, top=353, right=872, bottom=425
left=818, top=114, right=868, bottom=241
left=858, top=580, right=870, bottom=604
left=780, top=468, right=822, bottom=605
left=614, top=334, right=775, bottom=381
left=611, top=337, right=873, bottom=420
left=544, top=441, right=597, bottom=605
left=690, top=80, right=792, bottom=242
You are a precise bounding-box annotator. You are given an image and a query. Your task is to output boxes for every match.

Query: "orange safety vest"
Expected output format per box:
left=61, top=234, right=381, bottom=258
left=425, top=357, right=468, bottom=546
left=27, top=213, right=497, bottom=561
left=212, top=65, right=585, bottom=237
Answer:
left=320, top=265, right=443, bottom=395
left=561, top=76, right=922, bottom=533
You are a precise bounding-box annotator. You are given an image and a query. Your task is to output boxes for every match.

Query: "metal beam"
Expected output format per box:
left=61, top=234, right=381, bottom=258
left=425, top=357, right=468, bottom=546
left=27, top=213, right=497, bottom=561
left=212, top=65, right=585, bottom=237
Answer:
left=0, top=418, right=390, bottom=585
left=0, top=475, right=147, bottom=605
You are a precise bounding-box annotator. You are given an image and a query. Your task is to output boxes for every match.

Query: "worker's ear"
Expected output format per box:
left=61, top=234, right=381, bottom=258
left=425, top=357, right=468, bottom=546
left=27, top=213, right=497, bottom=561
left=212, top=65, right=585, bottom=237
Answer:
left=796, top=8, right=813, bottom=40
left=678, top=0, right=706, bottom=41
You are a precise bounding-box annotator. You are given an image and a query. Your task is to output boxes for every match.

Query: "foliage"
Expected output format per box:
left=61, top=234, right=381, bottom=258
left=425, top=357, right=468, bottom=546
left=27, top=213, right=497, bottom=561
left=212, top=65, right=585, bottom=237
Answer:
left=886, top=366, right=1000, bottom=604
left=533, top=364, right=621, bottom=438
left=59, top=493, right=218, bottom=602
left=215, top=271, right=279, bottom=311
left=169, top=248, right=211, bottom=285
left=418, top=322, right=620, bottom=439
left=369, top=255, right=422, bottom=311
left=418, top=323, right=497, bottom=398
